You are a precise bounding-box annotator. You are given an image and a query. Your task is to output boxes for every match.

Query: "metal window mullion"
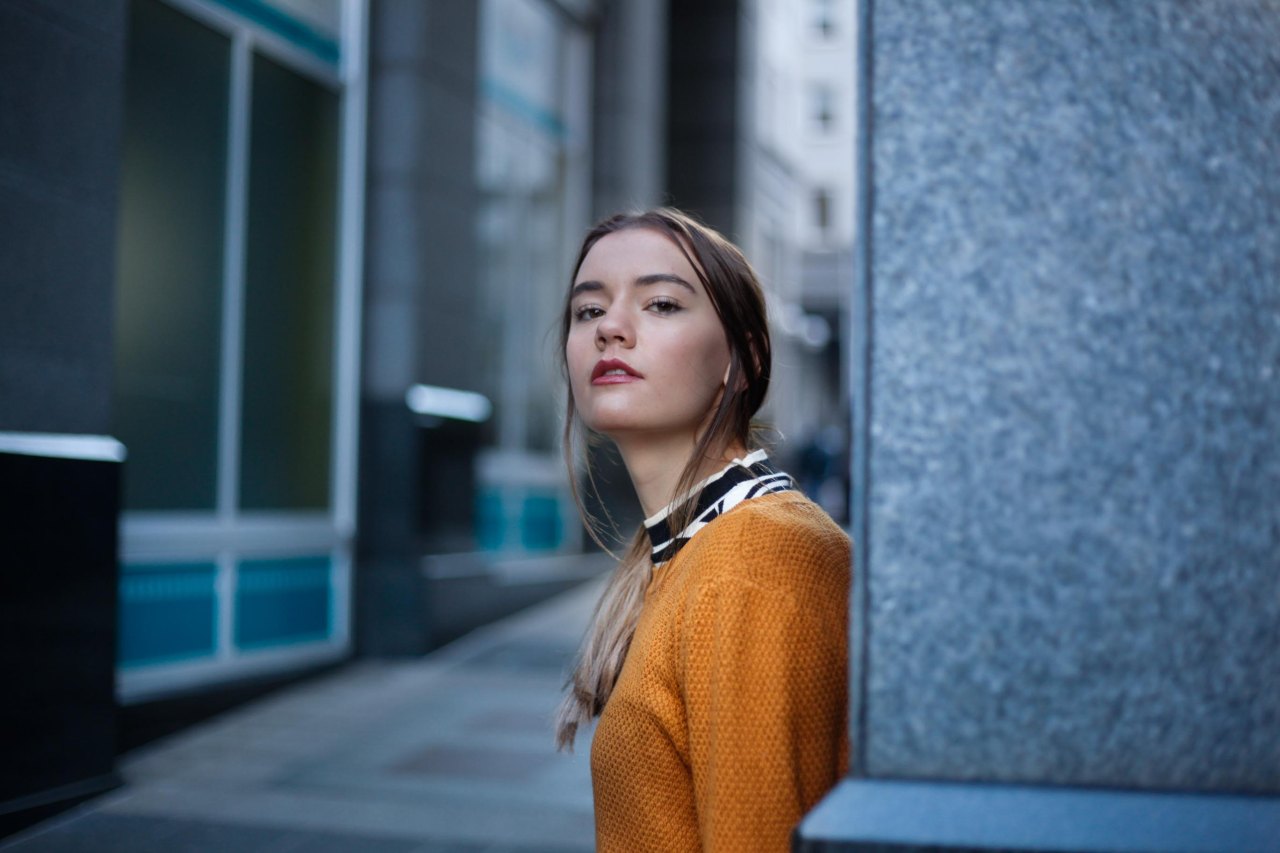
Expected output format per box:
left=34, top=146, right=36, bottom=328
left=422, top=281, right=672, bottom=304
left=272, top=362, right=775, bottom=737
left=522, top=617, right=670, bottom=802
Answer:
left=163, top=0, right=340, bottom=90
left=217, top=31, right=253, bottom=659
left=330, top=0, right=368, bottom=540
left=330, top=548, right=350, bottom=644
left=329, top=0, right=368, bottom=659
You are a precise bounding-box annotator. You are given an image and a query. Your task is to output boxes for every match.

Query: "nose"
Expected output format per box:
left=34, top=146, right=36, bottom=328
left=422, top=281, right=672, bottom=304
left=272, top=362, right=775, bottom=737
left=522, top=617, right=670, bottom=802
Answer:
left=596, top=306, right=634, bottom=350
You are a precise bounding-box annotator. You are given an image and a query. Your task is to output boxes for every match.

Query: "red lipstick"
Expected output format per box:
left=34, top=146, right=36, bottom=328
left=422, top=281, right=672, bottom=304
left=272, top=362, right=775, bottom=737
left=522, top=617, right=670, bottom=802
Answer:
left=592, top=358, right=643, bottom=384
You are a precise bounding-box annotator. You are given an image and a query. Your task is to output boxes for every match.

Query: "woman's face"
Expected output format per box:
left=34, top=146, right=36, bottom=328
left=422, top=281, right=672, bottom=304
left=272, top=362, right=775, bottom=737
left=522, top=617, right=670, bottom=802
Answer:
left=566, top=227, right=732, bottom=442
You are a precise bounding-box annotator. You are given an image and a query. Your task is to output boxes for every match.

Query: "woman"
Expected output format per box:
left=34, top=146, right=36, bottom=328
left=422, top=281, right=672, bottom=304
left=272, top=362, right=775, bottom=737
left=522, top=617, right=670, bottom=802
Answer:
left=555, top=208, right=850, bottom=852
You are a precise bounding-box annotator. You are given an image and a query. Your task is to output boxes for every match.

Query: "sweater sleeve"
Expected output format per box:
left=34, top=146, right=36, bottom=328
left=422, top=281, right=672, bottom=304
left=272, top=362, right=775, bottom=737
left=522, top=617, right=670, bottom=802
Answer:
left=680, top=518, right=850, bottom=853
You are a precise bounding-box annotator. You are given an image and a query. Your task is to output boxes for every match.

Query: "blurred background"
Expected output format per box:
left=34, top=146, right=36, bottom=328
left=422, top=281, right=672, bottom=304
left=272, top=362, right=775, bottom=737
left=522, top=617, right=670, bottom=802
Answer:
left=107, top=0, right=854, bottom=704
left=2, top=0, right=855, bottom=837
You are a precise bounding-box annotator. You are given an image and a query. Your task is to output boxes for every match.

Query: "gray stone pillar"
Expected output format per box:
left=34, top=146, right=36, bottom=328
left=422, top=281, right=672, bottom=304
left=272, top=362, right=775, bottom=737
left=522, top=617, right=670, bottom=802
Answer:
left=799, top=1, right=1280, bottom=849
left=591, top=0, right=668, bottom=219
left=357, top=0, right=483, bottom=655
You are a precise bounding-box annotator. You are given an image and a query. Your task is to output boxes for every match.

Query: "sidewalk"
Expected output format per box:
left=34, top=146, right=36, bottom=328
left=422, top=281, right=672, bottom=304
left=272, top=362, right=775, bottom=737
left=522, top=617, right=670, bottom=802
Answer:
left=4, top=578, right=604, bottom=852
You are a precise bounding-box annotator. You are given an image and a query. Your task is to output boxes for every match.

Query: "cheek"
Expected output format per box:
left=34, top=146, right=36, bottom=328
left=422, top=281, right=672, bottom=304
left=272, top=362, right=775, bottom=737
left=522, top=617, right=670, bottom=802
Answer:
left=565, top=333, right=593, bottom=398
left=682, top=327, right=731, bottom=391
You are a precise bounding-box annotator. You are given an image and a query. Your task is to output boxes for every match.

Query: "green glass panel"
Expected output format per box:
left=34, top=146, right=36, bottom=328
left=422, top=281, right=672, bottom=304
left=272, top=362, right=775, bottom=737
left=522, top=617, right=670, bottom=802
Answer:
left=114, top=0, right=229, bottom=510
left=239, top=54, right=338, bottom=510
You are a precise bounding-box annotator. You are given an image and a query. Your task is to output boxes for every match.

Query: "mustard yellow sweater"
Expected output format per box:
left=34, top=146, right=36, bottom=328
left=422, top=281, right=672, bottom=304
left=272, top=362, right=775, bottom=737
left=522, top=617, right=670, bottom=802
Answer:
left=590, top=491, right=851, bottom=852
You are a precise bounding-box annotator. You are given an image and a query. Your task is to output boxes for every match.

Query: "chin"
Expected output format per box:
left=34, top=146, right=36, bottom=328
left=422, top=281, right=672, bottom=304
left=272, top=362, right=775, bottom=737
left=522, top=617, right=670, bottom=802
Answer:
left=581, top=415, right=643, bottom=437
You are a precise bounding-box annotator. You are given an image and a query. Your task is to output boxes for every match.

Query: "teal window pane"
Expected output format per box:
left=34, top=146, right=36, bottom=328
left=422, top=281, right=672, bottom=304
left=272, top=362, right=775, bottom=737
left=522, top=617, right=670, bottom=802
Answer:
left=239, top=55, right=338, bottom=510
left=476, top=488, right=506, bottom=551
left=114, top=0, right=229, bottom=510
left=118, top=563, right=218, bottom=667
left=235, top=556, right=331, bottom=648
left=521, top=491, right=563, bottom=551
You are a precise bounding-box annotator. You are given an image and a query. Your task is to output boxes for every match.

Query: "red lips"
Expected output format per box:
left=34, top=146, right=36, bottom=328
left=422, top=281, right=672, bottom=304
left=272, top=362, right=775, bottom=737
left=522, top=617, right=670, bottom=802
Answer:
left=591, top=358, right=644, bottom=384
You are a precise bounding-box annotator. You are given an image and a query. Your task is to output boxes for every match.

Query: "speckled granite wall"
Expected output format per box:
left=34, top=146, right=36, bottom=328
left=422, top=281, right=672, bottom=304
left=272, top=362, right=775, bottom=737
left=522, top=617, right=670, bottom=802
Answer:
left=864, top=1, right=1280, bottom=791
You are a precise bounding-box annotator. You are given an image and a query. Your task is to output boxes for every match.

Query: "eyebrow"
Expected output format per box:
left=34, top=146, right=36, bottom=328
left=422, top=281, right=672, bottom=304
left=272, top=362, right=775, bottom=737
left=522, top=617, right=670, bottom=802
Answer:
left=571, top=273, right=697, bottom=298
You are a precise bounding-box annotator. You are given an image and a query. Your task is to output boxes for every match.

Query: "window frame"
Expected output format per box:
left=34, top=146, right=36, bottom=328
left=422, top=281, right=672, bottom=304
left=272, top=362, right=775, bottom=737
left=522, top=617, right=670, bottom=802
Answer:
left=116, top=0, right=368, bottom=703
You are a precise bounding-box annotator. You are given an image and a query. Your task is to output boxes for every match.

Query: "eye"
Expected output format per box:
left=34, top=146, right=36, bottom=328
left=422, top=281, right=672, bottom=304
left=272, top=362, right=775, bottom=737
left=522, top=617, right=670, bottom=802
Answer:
left=573, top=304, right=604, bottom=322
left=647, top=298, right=682, bottom=315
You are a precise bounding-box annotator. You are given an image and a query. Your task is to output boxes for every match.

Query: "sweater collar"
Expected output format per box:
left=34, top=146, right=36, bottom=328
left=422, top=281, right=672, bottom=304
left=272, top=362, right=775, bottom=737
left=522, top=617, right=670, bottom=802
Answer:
left=643, top=450, right=795, bottom=565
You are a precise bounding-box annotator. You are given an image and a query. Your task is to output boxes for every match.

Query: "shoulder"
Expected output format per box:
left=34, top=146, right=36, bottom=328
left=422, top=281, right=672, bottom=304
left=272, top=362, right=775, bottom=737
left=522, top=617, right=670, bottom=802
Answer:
left=679, top=491, right=851, bottom=600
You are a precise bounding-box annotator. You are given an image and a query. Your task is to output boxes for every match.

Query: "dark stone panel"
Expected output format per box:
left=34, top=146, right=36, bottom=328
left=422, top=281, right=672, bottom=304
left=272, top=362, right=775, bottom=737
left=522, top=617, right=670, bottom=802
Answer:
left=0, top=451, right=121, bottom=822
left=665, top=0, right=744, bottom=237
left=355, top=400, right=432, bottom=656
left=666, top=78, right=740, bottom=130
left=665, top=134, right=739, bottom=194
left=0, top=186, right=119, bottom=433
left=0, top=3, right=125, bottom=202
left=864, top=1, right=1280, bottom=791
left=4, top=0, right=127, bottom=40
left=665, top=1, right=740, bottom=68
left=0, top=0, right=126, bottom=433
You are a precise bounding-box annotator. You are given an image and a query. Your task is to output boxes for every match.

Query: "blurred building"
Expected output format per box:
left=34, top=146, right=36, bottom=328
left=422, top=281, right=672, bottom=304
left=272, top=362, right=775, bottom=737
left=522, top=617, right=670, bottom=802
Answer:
left=746, top=0, right=854, bottom=519
left=5, top=0, right=852, bottom=827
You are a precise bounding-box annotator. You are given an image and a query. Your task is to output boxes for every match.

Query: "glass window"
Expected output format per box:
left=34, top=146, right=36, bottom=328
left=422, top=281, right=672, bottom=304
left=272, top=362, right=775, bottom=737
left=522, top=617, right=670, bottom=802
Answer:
left=813, top=83, right=835, bottom=134
left=113, top=0, right=362, bottom=702
left=815, top=187, right=832, bottom=232
left=814, top=0, right=836, bottom=39
left=474, top=0, right=585, bottom=554
left=114, top=0, right=230, bottom=510
left=239, top=54, right=338, bottom=510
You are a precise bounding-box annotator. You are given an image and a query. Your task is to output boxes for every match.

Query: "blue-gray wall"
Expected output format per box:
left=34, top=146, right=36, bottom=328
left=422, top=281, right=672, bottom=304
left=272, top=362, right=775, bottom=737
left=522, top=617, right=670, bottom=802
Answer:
left=0, top=1, right=127, bottom=433
left=859, top=0, right=1279, bottom=792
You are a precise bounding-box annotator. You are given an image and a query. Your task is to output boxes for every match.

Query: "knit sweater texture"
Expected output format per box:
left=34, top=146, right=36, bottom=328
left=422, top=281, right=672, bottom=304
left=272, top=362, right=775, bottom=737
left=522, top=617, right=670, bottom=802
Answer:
left=590, top=491, right=851, bottom=852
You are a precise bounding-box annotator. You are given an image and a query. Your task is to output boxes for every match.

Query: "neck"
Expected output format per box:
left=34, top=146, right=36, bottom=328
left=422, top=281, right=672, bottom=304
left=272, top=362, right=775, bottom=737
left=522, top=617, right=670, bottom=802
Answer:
left=614, top=433, right=749, bottom=519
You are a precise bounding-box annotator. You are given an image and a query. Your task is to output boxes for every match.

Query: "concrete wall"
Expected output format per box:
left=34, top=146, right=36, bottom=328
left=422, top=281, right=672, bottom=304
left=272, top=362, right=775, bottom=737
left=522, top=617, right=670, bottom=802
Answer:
left=0, top=1, right=127, bottom=433
left=357, top=0, right=484, bottom=654
left=860, top=0, right=1280, bottom=793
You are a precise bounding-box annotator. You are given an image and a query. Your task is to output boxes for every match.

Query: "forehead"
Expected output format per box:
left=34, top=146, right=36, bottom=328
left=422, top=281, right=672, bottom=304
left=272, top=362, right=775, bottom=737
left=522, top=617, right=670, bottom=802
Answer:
left=574, top=227, right=703, bottom=287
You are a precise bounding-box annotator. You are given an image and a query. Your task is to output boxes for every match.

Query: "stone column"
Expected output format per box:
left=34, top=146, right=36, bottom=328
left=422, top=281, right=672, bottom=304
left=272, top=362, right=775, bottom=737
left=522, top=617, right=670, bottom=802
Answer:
left=591, top=0, right=668, bottom=219
left=665, top=0, right=751, bottom=239
left=0, top=0, right=128, bottom=829
left=357, top=0, right=483, bottom=655
left=799, top=1, right=1280, bottom=849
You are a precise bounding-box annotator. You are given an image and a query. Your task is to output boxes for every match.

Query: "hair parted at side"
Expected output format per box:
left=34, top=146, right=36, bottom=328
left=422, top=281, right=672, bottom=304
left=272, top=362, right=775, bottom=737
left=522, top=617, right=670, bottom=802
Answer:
left=554, top=208, right=773, bottom=750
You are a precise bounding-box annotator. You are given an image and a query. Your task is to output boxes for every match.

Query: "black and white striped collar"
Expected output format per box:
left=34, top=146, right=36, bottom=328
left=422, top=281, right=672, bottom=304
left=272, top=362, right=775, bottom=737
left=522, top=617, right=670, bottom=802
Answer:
left=643, top=449, right=795, bottom=566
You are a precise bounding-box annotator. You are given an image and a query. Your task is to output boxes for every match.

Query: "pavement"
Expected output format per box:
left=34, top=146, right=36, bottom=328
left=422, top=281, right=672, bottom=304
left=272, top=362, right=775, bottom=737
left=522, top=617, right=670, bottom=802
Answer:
left=4, top=578, right=605, bottom=853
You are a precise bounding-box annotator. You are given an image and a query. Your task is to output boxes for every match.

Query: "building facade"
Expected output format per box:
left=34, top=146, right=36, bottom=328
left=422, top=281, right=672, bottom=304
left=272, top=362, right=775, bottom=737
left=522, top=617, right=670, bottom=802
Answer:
left=4, top=0, right=855, bottom=827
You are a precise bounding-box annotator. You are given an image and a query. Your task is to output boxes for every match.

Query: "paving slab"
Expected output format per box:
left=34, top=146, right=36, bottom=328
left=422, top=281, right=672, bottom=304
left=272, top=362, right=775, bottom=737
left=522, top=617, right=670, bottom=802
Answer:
left=3, top=578, right=605, bottom=853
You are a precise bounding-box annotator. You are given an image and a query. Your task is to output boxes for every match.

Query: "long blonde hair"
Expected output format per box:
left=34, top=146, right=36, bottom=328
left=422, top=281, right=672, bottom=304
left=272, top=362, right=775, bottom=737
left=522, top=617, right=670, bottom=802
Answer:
left=554, top=209, right=772, bottom=750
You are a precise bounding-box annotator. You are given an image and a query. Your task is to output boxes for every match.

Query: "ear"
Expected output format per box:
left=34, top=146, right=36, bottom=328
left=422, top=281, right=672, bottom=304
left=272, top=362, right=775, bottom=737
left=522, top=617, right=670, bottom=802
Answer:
left=723, top=355, right=749, bottom=393
left=744, top=332, right=765, bottom=381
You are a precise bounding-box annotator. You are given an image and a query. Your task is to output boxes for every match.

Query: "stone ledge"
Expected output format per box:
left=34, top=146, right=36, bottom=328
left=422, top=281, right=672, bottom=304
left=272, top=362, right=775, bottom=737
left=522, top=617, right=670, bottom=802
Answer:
left=795, top=779, right=1280, bottom=852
